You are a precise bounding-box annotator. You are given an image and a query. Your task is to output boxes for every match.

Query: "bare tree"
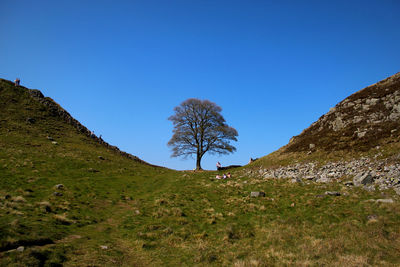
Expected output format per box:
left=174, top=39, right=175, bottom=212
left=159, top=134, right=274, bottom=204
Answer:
left=168, top=98, right=238, bottom=170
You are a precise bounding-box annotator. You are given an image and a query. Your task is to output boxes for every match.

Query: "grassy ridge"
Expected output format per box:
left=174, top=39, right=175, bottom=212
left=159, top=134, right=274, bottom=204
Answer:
left=1, top=80, right=400, bottom=266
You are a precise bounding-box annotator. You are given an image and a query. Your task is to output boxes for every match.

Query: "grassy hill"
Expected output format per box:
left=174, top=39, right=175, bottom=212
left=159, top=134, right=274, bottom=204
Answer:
left=1, top=79, right=400, bottom=266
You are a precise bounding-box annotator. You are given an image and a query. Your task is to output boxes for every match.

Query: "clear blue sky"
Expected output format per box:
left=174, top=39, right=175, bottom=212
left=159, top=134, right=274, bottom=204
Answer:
left=1, top=0, right=399, bottom=170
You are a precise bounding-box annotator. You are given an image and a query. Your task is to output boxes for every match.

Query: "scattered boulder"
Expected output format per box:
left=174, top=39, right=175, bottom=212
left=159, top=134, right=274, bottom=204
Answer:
left=100, top=245, right=108, bottom=250
left=16, top=246, right=25, bottom=252
left=353, top=172, right=374, bottom=186
left=376, top=198, right=394, bottom=204
left=250, top=192, right=266, bottom=197
left=51, top=141, right=58, bottom=145
left=53, top=192, right=63, bottom=197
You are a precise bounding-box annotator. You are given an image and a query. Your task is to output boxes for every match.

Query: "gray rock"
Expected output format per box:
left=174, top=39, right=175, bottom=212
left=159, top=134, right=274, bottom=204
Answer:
left=250, top=192, right=266, bottom=197
left=344, top=181, right=354, bottom=186
left=376, top=198, right=394, bottom=204
left=51, top=141, right=58, bottom=145
left=54, top=184, right=64, bottom=189
left=316, top=177, right=330, bottom=183
left=324, top=191, right=341, bottom=196
left=309, top=143, right=315, bottom=149
left=16, top=246, right=25, bottom=252
left=305, top=176, right=316, bottom=181
left=290, top=177, right=303, bottom=183
left=53, top=192, right=63, bottom=197
left=394, top=187, right=400, bottom=195
left=353, top=172, right=374, bottom=186
left=364, top=185, right=376, bottom=192
left=332, top=117, right=345, bottom=131
left=357, top=131, right=367, bottom=138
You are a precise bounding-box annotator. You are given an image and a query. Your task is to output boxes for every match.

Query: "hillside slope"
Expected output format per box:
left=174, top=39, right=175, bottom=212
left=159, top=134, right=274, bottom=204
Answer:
left=0, top=79, right=171, bottom=265
left=286, top=72, right=400, bottom=153
left=1, top=78, right=400, bottom=266
left=251, top=73, right=400, bottom=195
left=255, top=72, right=400, bottom=167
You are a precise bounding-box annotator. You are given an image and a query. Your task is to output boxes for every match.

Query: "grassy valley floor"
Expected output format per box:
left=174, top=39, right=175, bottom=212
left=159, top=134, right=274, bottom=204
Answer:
left=1, top=167, right=400, bottom=266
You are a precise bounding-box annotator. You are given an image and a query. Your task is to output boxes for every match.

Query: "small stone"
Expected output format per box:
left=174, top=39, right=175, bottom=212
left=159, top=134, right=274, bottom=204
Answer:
left=357, top=131, right=367, bottom=138
left=316, top=177, right=330, bottom=183
left=54, top=184, right=64, bottom=189
left=305, top=176, right=315, bottom=181
left=344, top=181, right=354, bottom=186
left=290, top=177, right=303, bottom=183
left=16, top=246, right=25, bottom=252
left=325, top=191, right=341, bottom=196
left=290, top=203, right=295, bottom=207
left=394, top=187, right=400, bottom=195
left=100, top=245, right=108, bottom=250
left=51, top=141, right=58, bottom=145
left=309, top=143, right=315, bottom=149
left=376, top=198, right=394, bottom=204
left=88, top=168, right=99, bottom=173
left=364, top=185, right=376, bottom=192
left=46, top=136, right=54, bottom=141
left=250, top=192, right=266, bottom=197
left=53, top=192, right=63, bottom=197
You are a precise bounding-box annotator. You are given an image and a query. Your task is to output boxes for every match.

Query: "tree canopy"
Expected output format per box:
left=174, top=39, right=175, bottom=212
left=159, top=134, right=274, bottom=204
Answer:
left=168, top=98, right=238, bottom=170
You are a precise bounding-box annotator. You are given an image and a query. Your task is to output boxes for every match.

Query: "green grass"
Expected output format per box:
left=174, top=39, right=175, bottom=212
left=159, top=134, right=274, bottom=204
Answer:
left=1, top=79, right=400, bottom=266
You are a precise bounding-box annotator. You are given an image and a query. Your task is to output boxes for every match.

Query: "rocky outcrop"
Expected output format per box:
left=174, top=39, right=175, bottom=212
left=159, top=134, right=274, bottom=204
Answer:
left=247, top=157, right=400, bottom=194
left=286, top=72, right=400, bottom=152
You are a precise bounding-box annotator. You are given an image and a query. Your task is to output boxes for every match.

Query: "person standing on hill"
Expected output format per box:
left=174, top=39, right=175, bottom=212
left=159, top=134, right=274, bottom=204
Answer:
left=216, top=162, right=222, bottom=170
left=14, top=78, right=20, bottom=86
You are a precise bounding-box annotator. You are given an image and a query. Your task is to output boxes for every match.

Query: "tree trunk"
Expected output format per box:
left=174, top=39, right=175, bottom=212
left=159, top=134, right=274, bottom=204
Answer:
left=196, top=154, right=202, bottom=170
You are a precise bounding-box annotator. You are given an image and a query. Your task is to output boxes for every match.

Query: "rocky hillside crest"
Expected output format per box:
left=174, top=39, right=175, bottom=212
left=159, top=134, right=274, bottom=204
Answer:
left=286, top=72, right=400, bottom=153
